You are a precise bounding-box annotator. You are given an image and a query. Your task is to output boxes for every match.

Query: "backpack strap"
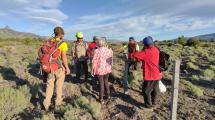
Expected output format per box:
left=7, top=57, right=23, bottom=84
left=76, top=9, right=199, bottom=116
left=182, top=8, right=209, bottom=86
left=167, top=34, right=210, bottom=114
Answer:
left=49, top=40, right=64, bottom=58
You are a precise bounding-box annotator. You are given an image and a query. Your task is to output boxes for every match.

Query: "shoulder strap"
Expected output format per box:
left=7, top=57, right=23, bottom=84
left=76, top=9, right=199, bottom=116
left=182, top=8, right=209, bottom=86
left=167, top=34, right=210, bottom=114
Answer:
left=56, top=40, right=64, bottom=48
left=50, top=40, right=64, bottom=57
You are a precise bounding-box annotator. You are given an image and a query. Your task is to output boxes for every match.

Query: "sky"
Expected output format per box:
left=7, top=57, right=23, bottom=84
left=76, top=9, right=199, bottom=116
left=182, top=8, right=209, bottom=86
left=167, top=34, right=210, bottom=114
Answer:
left=0, top=0, right=215, bottom=41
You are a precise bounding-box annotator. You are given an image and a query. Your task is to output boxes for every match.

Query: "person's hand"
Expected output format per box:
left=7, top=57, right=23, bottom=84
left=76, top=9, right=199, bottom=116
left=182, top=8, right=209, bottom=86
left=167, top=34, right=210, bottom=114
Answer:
left=65, top=68, right=71, bottom=75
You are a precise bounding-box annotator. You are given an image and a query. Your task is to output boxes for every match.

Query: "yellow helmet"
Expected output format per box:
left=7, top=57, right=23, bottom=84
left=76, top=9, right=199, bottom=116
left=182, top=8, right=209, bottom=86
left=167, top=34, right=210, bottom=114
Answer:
left=76, top=32, right=83, bottom=38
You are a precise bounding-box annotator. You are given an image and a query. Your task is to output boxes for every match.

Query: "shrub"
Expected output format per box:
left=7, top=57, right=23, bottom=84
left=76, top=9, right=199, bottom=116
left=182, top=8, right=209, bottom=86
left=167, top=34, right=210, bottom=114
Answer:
left=209, top=65, right=215, bottom=72
left=0, top=86, right=31, bottom=119
left=177, top=35, right=187, bottom=46
left=80, top=84, right=90, bottom=94
left=191, top=75, right=199, bottom=80
left=75, top=96, right=101, bottom=119
left=200, top=69, right=215, bottom=80
left=187, top=56, right=196, bottom=63
left=180, top=79, right=204, bottom=97
left=186, top=62, right=199, bottom=70
left=87, top=99, right=101, bottom=118
left=208, top=57, right=215, bottom=64
left=129, top=71, right=142, bottom=88
left=187, top=38, right=201, bottom=47
left=55, top=104, right=79, bottom=120
left=64, top=108, right=92, bottom=120
left=55, top=104, right=74, bottom=115
left=64, top=109, right=79, bottom=120
left=39, top=113, right=55, bottom=120
left=75, top=96, right=90, bottom=108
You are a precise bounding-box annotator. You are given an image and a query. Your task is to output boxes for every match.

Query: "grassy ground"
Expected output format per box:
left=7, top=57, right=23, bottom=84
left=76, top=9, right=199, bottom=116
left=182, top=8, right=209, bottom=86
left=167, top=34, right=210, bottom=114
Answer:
left=0, top=38, right=214, bottom=120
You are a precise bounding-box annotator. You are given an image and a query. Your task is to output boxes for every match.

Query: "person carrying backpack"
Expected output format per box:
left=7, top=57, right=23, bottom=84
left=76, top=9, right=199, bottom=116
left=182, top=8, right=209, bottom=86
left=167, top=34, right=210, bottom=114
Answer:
left=38, top=26, right=70, bottom=111
left=92, top=37, right=113, bottom=104
left=71, top=32, right=88, bottom=81
left=123, top=37, right=140, bottom=94
left=129, top=36, right=163, bottom=110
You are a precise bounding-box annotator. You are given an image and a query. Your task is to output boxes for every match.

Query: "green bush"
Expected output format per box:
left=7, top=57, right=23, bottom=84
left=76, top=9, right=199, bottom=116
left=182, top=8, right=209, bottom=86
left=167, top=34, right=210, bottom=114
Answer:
left=186, top=62, right=199, bottom=70
left=208, top=57, right=215, bottom=64
left=80, top=84, right=90, bottom=94
left=39, top=113, right=55, bottom=120
left=177, top=35, right=187, bottom=46
left=187, top=38, right=201, bottom=47
left=187, top=56, right=196, bottom=63
left=87, top=99, right=101, bottom=118
left=64, top=109, right=79, bottom=120
left=75, top=96, right=90, bottom=108
left=129, top=71, right=142, bottom=88
left=191, top=75, right=199, bottom=80
left=209, top=65, right=215, bottom=72
left=200, top=69, right=215, bottom=80
left=75, top=96, right=101, bottom=119
left=180, top=79, right=204, bottom=97
left=0, top=86, right=31, bottom=119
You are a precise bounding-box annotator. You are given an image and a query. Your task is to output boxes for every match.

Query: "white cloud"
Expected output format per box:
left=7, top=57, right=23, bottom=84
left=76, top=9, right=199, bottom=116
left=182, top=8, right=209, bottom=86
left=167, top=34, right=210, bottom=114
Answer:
left=66, top=0, right=215, bottom=40
left=67, top=13, right=215, bottom=40
left=0, top=0, right=68, bottom=25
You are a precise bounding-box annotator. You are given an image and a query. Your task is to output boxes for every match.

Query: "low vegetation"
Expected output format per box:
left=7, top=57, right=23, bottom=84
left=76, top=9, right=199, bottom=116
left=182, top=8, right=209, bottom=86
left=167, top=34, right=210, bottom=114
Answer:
left=186, top=62, right=199, bottom=70
left=200, top=69, right=215, bottom=80
left=75, top=96, right=101, bottom=119
left=0, top=37, right=214, bottom=119
left=180, top=79, right=204, bottom=97
left=0, top=85, right=31, bottom=119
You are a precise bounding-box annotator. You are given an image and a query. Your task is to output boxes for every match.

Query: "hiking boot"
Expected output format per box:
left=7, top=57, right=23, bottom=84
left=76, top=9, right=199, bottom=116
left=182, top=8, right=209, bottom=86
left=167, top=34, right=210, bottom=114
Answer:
left=124, top=90, right=129, bottom=95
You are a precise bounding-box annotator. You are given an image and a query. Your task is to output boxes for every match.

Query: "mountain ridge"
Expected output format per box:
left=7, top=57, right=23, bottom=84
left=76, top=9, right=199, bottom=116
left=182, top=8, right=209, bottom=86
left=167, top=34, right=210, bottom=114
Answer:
left=0, top=26, right=44, bottom=39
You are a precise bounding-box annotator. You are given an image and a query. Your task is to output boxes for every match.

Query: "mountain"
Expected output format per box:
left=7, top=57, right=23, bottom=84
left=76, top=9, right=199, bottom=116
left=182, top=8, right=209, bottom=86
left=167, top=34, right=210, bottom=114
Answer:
left=0, top=26, right=42, bottom=39
left=194, top=33, right=215, bottom=41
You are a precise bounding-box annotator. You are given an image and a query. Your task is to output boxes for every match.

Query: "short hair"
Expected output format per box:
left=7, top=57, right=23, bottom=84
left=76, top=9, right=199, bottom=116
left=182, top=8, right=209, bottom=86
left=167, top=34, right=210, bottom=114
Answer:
left=97, top=37, right=107, bottom=47
left=54, top=26, right=64, bottom=36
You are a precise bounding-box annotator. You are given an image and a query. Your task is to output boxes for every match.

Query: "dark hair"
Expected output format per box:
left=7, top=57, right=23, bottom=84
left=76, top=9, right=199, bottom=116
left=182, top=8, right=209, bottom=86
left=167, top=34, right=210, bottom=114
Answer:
left=54, top=26, right=64, bottom=36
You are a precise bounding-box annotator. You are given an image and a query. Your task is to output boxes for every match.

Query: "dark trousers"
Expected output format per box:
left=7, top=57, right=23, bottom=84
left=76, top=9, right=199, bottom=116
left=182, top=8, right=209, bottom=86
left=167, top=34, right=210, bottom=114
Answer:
left=142, top=80, right=159, bottom=108
left=98, top=74, right=110, bottom=100
left=76, top=61, right=88, bottom=80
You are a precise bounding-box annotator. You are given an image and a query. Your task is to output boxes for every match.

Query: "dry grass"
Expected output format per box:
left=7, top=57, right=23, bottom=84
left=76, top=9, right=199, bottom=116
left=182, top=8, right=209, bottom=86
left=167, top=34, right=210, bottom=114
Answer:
left=180, top=79, right=204, bottom=97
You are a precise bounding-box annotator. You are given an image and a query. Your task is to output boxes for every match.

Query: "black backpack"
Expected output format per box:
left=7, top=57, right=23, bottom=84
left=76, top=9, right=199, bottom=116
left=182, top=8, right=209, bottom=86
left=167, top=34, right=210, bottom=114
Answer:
left=144, top=46, right=171, bottom=72
left=159, top=50, right=171, bottom=72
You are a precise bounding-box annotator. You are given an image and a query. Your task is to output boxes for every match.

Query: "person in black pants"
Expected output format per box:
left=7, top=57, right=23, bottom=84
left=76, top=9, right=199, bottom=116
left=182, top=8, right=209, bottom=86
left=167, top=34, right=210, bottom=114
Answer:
left=142, top=80, right=159, bottom=108
left=76, top=61, right=88, bottom=81
left=129, top=36, right=163, bottom=110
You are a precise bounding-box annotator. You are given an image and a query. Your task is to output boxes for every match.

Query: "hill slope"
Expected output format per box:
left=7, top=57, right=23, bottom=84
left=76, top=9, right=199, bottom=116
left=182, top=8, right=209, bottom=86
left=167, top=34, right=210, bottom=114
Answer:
left=0, top=26, right=41, bottom=39
left=194, top=33, right=215, bottom=40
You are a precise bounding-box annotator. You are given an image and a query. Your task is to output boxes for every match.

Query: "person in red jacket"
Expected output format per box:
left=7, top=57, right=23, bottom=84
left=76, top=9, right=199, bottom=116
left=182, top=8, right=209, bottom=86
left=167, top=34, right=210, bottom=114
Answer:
left=130, top=36, right=162, bottom=109
left=87, top=36, right=98, bottom=85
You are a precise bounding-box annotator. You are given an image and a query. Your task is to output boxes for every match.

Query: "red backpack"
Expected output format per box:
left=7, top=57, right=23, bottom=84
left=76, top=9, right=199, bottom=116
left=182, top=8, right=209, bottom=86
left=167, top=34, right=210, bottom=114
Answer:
left=38, top=39, right=64, bottom=73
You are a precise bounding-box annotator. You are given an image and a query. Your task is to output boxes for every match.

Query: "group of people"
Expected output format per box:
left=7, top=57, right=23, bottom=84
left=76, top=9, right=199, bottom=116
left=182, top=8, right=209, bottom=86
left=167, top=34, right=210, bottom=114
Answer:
left=39, top=26, right=163, bottom=111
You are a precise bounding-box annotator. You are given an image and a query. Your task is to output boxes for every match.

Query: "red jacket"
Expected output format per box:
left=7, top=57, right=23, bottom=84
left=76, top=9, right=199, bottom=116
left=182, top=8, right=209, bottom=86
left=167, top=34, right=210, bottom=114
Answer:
left=87, top=42, right=97, bottom=59
left=130, top=45, right=162, bottom=81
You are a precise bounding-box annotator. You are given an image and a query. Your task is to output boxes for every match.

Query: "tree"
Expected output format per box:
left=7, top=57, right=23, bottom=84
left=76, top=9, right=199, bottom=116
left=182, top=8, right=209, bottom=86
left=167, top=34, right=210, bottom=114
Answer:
left=177, top=35, right=187, bottom=46
left=187, top=38, right=200, bottom=47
